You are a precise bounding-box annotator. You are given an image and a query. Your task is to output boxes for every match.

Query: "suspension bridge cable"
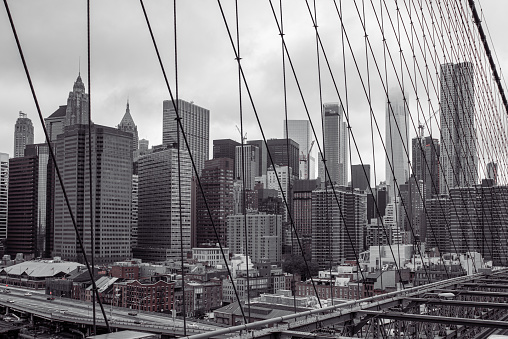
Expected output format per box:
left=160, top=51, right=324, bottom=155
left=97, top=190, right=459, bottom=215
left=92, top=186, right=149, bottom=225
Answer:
left=2, top=0, right=112, bottom=331
left=138, top=0, right=248, bottom=323
left=86, top=0, right=97, bottom=333
left=218, top=0, right=325, bottom=308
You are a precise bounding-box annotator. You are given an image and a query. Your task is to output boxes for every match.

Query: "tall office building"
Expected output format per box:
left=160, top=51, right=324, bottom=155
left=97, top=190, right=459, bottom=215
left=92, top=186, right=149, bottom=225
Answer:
left=247, top=140, right=268, bottom=177
left=53, top=124, right=132, bottom=264
left=235, top=144, right=259, bottom=190
left=319, top=103, right=348, bottom=186
left=312, top=186, right=366, bottom=269
left=447, top=183, right=508, bottom=266
left=227, top=212, right=282, bottom=263
left=162, top=99, right=209, bottom=177
left=64, top=74, right=89, bottom=127
left=6, top=155, right=38, bottom=258
left=25, top=144, right=51, bottom=257
left=0, top=153, right=8, bottom=241
left=266, top=139, right=300, bottom=179
left=134, top=145, right=192, bottom=262
left=45, top=105, right=67, bottom=142
left=196, top=158, right=234, bottom=247
left=213, top=139, right=240, bottom=178
left=385, top=90, right=409, bottom=199
left=14, top=111, right=34, bottom=158
left=351, top=164, right=371, bottom=191
left=118, top=101, right=139, bottom=154
left=439, top=62, right=477, bottom=194
left=284, top=120, right=315, bottom=179
left=412, top=136, right=440, bottom=201
left=292, top=179, right=320, bottom=257
left=266, top=165, right=292, bottom=221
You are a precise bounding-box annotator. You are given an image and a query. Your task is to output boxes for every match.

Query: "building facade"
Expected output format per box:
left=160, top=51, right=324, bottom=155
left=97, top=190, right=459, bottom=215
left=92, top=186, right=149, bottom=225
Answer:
left=439, top=62, right=477, bottom=194
left=385, top=90, right=409, bottom=200
left=351, top=164, right=370, bottom=191
left=0, top=153, right=8, bottom=241
left=196, top=158, right=234, bottom=247
left=25, top=144, right=51, bottom=257
left=319, top=103, right=348, bottom=186
left=134, top=145, right=192, bottom=262
left=53, top=124, right=132, bottom=264
left=227, top=213, right=282, bottom=263
left=235, top=144, right=259, bottom=190
left=284, top=120, right=315, bottom=179
left=6, top=155, right=38, bottom=258
left=162, top=99, right=209, bottom=177
left=266, top=138, right=300, bottom=179
left=312, top=186, right=366, bottom=269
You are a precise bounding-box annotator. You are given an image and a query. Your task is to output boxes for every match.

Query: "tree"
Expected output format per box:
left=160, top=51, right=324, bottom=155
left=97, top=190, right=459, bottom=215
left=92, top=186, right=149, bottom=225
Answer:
left=282, top=255, right=319, bottom=281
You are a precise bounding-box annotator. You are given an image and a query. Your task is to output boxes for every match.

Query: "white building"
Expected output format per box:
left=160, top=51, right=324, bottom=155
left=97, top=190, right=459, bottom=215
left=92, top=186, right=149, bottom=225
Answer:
left=235, top=144, right=259, bottom=190
left=227, top=212, right=282, bottom=263
left=267, top=165, right=291, bottom=221
left=192, top=247, right=230, bottom=268
left=385, top=90, right=409, bottom=201
left=284, top=120, right=315, bottom=179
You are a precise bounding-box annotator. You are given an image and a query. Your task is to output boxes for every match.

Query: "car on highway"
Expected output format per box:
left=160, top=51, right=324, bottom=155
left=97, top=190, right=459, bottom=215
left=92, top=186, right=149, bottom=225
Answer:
left=47, top=297, right=55, bottom=300
left=128, top=312, right=138, bottom=316
left=8, top=300, right=14, bottom=303
left=24, top=292, right=32, bottom=296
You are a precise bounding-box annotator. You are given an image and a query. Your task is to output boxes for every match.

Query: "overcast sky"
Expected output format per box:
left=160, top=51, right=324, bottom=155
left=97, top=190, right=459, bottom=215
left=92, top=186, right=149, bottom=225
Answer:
left=1, top=0, right=506, bottom=184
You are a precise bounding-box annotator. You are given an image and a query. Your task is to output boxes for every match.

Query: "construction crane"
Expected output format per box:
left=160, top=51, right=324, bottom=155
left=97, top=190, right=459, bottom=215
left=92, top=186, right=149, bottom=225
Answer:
left=299, top=140, right=315, bottom=179
left=235, top=125, right=247, bottom=143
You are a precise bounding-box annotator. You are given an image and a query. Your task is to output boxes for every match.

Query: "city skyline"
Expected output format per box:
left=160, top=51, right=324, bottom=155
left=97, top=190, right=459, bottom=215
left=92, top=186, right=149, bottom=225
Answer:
left=2, top=1, right=506, bottom=184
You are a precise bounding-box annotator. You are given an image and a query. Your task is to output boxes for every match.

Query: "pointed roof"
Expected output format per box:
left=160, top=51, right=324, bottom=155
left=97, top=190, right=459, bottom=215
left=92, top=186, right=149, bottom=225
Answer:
left=73, top=74, right=85, bottom=92
left=119, top=101, right=136, bottom=127
left=47, top=105, right=68, bottom=119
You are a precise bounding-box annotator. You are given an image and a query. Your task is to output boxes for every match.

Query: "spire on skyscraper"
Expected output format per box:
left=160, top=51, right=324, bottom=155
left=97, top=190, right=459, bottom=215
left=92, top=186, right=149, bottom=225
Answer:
left=118, top=100, right=139, bottom=152
left=65, top=74, right=89, bottom=127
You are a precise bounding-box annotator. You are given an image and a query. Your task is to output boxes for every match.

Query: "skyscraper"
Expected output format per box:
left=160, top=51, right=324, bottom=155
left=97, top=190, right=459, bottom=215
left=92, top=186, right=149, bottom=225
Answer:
left=351, top=164, right=371, bottom=191
left=266, top=138, right=300, bottom=179
left=64, top=74, right=89, bottom=127
left=412, top=135, right=440, bottom=201
left=319, top=103, right=348, bottom=186
left=385, top=90, right=409, bottom=199
left=196, top=158, right=234, bottom=247
left=7, top=155, right=38, bottom=258
left=292, top=179, right=321, bottom=257
left=213, top=139, right=240, bottom=177
left=118, top=101, right=139, bottom=154
left=284, top=120, right=315, bottom=179
left=227, top=212, right=282, bottom=263
left=25, top=144, right=51, bottom=257
left=14, top=111, right=34, bottom=158
left=247, top=140, right=268, bottom=177
left=0, top=153, right=8, bottom=241
left=312, top=186, right=366, bottom=269
left=235, top=144, right=259, bottom=190
left=134, top=145, right=192, bottom=262
left=439, top=62, right=477, bottom=194
left=162, top=99, right=209, bottom=177
left=53, top=124, right=133, bottom=264
left=45, top=105, right=66, bottom=142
